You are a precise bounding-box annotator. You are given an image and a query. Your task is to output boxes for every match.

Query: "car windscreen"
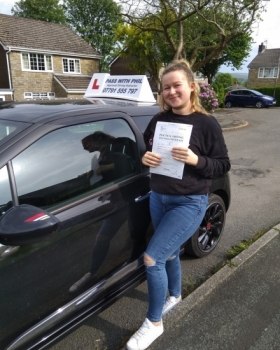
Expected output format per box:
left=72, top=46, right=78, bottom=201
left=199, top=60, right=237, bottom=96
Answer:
left=250, top=90, right=263, bottom=96
left=0, top=120, right=30, bottom=147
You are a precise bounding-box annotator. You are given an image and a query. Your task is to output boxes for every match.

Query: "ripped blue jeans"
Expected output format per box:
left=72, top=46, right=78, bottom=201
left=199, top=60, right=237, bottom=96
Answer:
left=145, top=191, right=208, bottom=322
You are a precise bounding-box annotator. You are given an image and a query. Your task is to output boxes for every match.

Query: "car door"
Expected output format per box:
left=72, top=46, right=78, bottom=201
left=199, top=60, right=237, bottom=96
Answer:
left=238, top=90, right=253, bottom=106
left=229, top=90, right=241, bottom=106
left=0, top=112, right=152, bottom=350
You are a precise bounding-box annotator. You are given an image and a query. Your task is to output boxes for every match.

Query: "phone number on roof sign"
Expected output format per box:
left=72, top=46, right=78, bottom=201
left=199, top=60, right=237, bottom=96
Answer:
left=102, top=88, right=138, bottom=94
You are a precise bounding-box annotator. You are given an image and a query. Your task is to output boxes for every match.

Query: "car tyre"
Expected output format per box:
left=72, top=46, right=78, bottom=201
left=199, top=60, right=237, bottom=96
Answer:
left=225, top=101, right=232, bottom=108
left=256, top=101, right=263, bottom=108
left=185, top=194, right=226, bottom=258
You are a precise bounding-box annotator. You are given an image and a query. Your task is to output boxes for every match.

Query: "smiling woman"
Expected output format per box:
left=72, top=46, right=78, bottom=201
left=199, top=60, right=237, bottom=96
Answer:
left=127, top=59, right=231, bottom=350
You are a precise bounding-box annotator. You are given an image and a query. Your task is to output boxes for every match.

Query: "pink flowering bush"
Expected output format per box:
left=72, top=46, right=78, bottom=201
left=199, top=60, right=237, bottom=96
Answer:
left=199, top=83, right=219, bottom=113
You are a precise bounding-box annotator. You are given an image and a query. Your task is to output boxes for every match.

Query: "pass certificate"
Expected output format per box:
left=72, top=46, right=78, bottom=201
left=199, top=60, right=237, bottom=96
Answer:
left=150, top=121, right=193, bottom=179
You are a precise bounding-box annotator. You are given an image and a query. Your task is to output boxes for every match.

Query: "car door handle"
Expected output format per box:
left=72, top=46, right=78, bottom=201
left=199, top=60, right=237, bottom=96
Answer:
left=135, top=191, right=151, bottom=202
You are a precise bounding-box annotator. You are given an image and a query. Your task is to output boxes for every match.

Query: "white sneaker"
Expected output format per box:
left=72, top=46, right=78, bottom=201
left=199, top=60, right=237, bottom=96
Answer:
left=126, top=318, right=163, bottom=350
left=162, top=296, right=182, bottom=316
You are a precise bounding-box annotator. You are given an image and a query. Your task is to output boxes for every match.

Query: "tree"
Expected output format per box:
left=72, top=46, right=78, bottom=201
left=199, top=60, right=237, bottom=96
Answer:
left=119, top=0, right=266, bottom=72
left=198, top=34, right=253, bottom=84
left=213, top=73, right=234, bottom=90
left=64, top=0, right=121, bottom=72
left=11, top=0, right=66, bottom=24
left=114, top=23, right=166, bottom=89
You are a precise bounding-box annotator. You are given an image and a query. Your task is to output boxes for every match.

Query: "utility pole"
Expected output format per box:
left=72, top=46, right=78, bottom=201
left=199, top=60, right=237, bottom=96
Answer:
left=273, top=54, right=280, bottom=98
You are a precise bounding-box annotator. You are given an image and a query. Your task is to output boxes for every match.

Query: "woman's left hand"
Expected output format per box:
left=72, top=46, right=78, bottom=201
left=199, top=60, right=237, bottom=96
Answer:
left=171, top=147, right=198, bottom=166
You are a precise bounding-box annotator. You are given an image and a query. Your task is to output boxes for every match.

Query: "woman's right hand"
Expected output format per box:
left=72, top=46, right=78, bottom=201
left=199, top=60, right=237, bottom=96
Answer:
left=142, top=151, right=162, bottom=168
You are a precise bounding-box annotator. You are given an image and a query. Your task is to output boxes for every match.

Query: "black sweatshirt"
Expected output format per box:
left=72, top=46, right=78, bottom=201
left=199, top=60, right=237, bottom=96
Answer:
left=143, top=110, right=231, bottom=195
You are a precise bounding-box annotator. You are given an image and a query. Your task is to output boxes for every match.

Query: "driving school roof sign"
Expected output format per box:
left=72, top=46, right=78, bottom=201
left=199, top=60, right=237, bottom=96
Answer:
left=84, top=73, right=156, bottom=103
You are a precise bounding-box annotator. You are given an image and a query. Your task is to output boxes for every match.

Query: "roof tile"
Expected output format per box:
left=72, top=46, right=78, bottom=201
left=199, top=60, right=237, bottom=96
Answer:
left=0, top=13, right=100, bottom=57
left=54, top=75, right=91, bottom=90
left=247, top=48, right=280, bottom=68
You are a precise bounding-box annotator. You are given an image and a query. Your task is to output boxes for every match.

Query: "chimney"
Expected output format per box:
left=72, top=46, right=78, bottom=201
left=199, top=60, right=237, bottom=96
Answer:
left=258, top=42, right=266, bottom=54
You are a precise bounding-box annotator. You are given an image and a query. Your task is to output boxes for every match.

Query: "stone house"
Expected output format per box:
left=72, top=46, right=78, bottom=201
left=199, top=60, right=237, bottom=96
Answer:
left=0, top=14, right=102, bottom=101
left=247, top=43, right=280, bottom=89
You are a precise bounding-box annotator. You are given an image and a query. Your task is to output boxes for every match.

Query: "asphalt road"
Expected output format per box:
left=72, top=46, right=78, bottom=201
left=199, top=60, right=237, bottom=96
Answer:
left=51, top=107, right=280, bottom=350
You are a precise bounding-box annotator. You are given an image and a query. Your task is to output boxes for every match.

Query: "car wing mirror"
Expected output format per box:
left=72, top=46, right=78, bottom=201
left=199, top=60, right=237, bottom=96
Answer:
left=0, top=204, right=60, bottom=246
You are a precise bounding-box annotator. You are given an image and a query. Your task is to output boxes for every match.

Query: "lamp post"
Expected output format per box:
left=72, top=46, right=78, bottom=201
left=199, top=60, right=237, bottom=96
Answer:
left=273, top=54, right=280, bottom=98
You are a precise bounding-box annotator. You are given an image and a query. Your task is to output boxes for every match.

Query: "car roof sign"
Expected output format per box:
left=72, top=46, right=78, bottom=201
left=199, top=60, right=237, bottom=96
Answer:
left=84, top=73, right=156, bottom=103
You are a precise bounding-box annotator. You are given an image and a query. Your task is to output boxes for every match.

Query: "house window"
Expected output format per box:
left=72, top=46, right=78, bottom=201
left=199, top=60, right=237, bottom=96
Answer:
left=258, top=67, right=278, bottom=78
left=24, top=92, right=32, bottom=99
left=22, top=53, right=53, bottom=71
left=24, top=92, right=55, bottom=100
left=63, top=58, right=81, bottom=73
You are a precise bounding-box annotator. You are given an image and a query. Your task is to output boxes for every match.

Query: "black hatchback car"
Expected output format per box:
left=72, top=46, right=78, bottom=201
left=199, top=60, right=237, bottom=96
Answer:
left=224, top=89, right=277, bottom=108
left=0, top=98, right=230, bottom=350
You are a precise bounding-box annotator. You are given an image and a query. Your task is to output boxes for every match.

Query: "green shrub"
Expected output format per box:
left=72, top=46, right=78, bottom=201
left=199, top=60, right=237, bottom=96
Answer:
left=213, top=82, right=225, bottom=107
left=213, top=73, right=235, bottom=107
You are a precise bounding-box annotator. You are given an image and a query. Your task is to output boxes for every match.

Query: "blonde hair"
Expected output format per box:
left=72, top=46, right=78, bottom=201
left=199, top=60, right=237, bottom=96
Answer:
left=159, top=59, right=209, bottom=115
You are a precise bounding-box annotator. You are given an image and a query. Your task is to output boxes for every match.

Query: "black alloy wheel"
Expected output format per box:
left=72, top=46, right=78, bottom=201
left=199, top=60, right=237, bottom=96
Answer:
left=185, top=194, right=226, bottom=258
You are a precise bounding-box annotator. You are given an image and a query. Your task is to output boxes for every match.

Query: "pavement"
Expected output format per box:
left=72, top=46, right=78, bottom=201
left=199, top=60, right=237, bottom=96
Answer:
left=147, top=224, right=280, bottom=350
left=213, top=107, right=249, bottom=131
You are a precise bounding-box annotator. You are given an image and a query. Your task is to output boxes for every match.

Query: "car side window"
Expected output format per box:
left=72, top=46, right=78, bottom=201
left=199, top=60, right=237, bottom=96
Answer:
left=0, top=166, right=13, bottom=219
left=242, top=90, right=250, bottom=96
left=12, top=118, right=140, bottom=211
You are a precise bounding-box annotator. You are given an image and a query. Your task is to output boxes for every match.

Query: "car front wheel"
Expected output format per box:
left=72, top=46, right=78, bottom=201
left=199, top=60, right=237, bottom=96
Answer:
left=256, top=101, right=263, bottom=108
left=185, top=194, right=226, bottom=258
left=225, top=101, right=232, bottom=108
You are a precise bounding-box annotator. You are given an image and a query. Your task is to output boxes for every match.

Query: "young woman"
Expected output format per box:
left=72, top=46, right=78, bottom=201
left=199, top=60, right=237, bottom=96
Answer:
left=126, top=60, right=231, bottom=350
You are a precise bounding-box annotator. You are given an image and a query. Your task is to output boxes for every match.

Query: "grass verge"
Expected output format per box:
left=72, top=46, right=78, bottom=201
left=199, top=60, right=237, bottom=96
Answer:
left=182, top=224, right=279, bottom=298
left=226, top=230, right=266, bottom=260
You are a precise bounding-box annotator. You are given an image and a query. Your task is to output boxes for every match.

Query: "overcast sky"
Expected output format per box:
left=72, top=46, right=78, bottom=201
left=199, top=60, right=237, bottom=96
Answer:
left=0, top=0, right=15, bottom=14
left=0, top=0, right=279, bottom=74
left=221, top=0, right=280, bottom=73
